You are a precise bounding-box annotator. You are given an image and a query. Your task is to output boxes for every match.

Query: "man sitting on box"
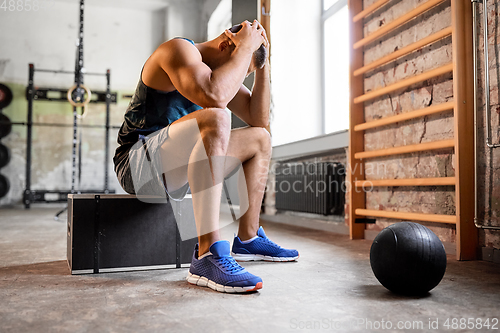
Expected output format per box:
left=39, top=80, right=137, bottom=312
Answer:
left=113, top=20, right=298, bottom=293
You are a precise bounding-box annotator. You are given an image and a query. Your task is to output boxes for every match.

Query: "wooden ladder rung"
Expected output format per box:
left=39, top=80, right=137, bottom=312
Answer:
left=354, top=139, right=455, bottom=159
left=356, top=208, right=457, bottom=224
left=353, top=0, right=446, bottom=49
left=355, top=177, right=456, bottom=187
left=354, top=102, right=454, bottom=131
left=353, top=63, right=453, bottom=104
left=353, top=0, right=391, bottom=23
left=354, top=27, right=452, bottom=76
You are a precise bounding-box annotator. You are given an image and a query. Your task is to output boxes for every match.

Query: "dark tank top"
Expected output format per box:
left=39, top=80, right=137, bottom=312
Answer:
left=113, top=38, right=203, bottom=167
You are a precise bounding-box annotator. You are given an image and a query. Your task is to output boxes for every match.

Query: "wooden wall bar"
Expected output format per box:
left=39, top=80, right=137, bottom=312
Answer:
left=348, top=0, right=366, bottom=239
left=353, top=0, right=446, bottom=49
left=348, top=0, right=476, bottom=259
left=356, top=209, right=457, bottom=224
left=451, top=1, right=477, bottom=260
left=353, top=0, right=390, bottom=22
left=355, top=177, right=456, bottom=188
left=353, top=64, right=453, bottom=104
left=354, top=102, right=454, bottom=132
left=354, top=139, right=455, bottom=159
left=354, top=27, right=452, bottom=76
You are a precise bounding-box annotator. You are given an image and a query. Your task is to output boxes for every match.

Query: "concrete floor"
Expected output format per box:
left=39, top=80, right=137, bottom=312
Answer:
left=0, top=206, right=499, bottom=333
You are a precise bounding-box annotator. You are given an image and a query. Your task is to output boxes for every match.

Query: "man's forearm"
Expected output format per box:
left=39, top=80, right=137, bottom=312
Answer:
left=207, top=47, right=253, bottom=108
left=249, top=60, right=271, bottom=127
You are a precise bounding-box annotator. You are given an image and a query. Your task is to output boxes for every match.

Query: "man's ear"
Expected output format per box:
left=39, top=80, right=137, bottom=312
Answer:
left=219, top=40, right=231, bottom=52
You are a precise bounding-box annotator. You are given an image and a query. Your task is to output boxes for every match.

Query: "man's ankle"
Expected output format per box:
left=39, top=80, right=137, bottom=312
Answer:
left=198, top=232, right=221, bottom=257
left=198, top=246, right=210, bottom=258
left=237, top=232, right=258, bottom=242
left=198, top=240, right=218, bottom=258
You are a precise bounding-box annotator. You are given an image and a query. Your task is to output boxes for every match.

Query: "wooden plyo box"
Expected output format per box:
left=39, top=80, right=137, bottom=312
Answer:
left=67, top=194, right=198, bottom=274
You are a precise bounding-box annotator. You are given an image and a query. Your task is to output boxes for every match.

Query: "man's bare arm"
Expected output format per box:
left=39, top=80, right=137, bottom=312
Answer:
left=155, top=39, right=250, bottom=109
left=227, top=22, right=271, bottom=127
left=157, top=22, right=264, bottom=109
left=227, top=60, right=270, bottom=127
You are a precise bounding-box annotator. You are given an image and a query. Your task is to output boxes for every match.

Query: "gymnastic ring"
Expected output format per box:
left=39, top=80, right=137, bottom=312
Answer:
left=67, top=84, right=92, bottom=118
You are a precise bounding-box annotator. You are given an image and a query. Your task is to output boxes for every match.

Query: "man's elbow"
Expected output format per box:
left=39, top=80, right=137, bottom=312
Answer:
left=204, top=91, right=230, bottom=110
left=249, top=118, right=270, bottom=128
left=204, top=101, right=228, bottom=110
left=200, top=96, right=227, bottom=109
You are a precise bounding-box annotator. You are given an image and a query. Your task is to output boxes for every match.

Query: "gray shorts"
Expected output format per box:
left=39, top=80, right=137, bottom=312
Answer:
left=115, top=124, right=190, bottom=201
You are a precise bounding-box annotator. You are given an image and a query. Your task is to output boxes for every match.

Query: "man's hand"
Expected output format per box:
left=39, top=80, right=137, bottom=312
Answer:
left=256, top=21, right=270, bottom=61
left=224, top=20, right=265, bottom=53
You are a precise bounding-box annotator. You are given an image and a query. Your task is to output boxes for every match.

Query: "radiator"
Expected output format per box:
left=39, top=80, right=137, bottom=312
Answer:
left=275, top=162, right=345, bottom=216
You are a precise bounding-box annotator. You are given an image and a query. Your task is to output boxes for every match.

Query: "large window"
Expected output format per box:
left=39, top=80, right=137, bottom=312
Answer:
left=322, top=0, right=349, bottom=134
left=270, top=0, right=323, bottom=146
left=269, top=0, right=349, bottom=146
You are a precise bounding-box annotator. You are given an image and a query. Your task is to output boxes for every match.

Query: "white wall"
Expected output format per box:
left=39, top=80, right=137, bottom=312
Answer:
left=165, top=0, right=221, bottom=42
left=207, top=0, right=231, bottom=40
left=0, top=1, right=158, bottom=91
left=270, top=0, right=323, bottom=146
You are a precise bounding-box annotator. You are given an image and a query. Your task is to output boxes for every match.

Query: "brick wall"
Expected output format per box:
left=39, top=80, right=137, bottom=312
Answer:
left=476, top=0, right=500, bottom=249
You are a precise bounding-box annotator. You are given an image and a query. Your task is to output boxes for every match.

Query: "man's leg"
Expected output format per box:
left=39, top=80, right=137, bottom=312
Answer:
left=159, top=108, right=231, bottom=256
left=160, top=109, right=271, bottom=252
left=226, top=127, right=299, bottom=262
left=225, top=126, right=272, bottom=241
left=160, top=107, right=296, bottom=264
left=159, top=109, right=268, bottom=293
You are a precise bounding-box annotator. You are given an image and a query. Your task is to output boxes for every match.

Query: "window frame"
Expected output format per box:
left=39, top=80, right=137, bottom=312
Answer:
left=321, top=0, right=349, bottom=134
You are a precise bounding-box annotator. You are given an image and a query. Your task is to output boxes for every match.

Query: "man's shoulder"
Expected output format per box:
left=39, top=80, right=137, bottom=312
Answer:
left=157, top=38, right=198, bottom=55
left=153, top=38, right=201, bottom=68
left=172, top=37, right=195, bottom=45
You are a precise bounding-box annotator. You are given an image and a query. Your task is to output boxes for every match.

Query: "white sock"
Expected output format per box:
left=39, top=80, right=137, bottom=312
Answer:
left=240, top=235, right=258, bottom=244
left=198, top=251, right=212, bottom=259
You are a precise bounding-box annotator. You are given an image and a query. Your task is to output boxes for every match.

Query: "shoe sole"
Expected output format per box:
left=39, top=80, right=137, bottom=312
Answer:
left=186, top=272, right=263, bottom=293
left=231, top=252, right=299, bottom=262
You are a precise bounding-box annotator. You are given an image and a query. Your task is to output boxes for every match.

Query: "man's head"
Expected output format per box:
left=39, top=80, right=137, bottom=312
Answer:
left=219, top=24, right=268, bottom=73
left=228, top=24, right=267, bottom=69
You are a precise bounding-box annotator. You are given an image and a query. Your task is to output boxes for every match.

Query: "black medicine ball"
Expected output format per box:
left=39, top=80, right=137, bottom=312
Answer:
left=370, top=222, right=447, bottom=295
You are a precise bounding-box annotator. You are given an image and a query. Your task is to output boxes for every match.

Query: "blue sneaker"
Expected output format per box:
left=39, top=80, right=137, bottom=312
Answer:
left=231, top=227, right=299, bottom=262
left=186, top=240, right=263, bottom=293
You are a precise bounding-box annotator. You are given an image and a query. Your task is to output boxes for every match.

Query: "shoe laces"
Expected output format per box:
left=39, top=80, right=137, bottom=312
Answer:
left=261, top=237, right=283, bottom=249
left=215, top=256, right=245, bottom=273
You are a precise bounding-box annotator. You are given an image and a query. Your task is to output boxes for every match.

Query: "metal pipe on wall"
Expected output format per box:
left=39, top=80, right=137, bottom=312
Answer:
left=472, top=0, right=500, bottom=230
left=482, top=0, right=500, bottom=149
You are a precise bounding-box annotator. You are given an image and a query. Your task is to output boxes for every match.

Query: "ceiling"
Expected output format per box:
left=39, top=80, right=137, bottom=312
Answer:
left=53, top=0, right=203, bottom=12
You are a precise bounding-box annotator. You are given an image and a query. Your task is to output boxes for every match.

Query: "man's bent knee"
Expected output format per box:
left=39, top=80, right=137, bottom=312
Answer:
left=197, top=108, right=231, bottom=134
left=250, top=127, right=271, bottom=154
left=195, top=108, right=231, bottom=152
left=258, top=127, right=271, bottom=149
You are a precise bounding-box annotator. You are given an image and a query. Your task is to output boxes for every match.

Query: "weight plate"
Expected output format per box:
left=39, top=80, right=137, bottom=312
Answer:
left=0, top=173, right=9, bottom=199
left=0, top=143, right=10, bottom=169
left=0, top=83, right=13, bottom=109
left=0, top=113, right=12, bottom=139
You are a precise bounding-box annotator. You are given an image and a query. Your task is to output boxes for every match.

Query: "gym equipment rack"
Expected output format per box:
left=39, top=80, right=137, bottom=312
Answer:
left=24, top=64, right=117, bottom=208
